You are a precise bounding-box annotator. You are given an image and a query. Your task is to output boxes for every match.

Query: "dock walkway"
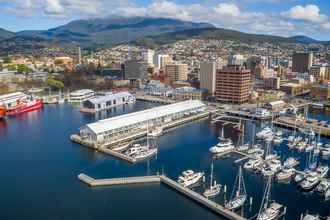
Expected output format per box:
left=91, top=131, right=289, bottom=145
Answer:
left=78, top=174, right=246, bottom=220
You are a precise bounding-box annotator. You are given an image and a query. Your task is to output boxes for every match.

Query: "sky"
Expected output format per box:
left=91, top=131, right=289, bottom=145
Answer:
left=0, top=0, right=329, bottom=40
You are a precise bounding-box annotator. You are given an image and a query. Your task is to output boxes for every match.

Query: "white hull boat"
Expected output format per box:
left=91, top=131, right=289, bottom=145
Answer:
left=178, top=170, right=204, bottom=188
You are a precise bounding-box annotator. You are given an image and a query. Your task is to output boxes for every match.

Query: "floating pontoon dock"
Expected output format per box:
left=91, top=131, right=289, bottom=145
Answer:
left=78, top=174, right=246, bottom=220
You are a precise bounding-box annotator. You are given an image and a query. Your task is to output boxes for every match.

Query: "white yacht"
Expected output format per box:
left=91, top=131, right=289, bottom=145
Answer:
left=315, top=179, right=330, bottom=194
left=301, top=214, right=320, bottom=220
left=125, top=144, right=149, bottom=157
left=300, top=172, right=321, bottom=191
left=203, top=163, right=221, bottom=198
left=133, top=147, right=158, bottom=161
left=178, top=170, right=204, bottom=188
left=256, top=127, right=273, bottom=139
left=276, top=167, right=295, bottom=181
left=237, top=143, right=250, bottom=152
left=209, top=138, right=234, bottom=154
left=294, top=174, right=305, bottom=183
left=316, top=165, right=329, bottom=178
left=283, top=157, right=299, bottom=168
left=244, top=159, right=262, bottom=170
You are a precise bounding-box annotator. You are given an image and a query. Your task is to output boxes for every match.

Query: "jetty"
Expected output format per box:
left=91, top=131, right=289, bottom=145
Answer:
left=135, top=94, right=175, bottom=104
left=274, top=116, right=330, bottom=138
left=78, top=174, right=246, bottom=220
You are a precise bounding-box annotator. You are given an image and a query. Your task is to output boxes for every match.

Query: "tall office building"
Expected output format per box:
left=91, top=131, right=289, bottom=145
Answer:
left=228, top=54, right=246, bottom=66
left=292, top=52, right=313, bottom=73
left=215, top=65, right=251, bottom=104
left=153, top=54, right=173, bottom=70
left=200, top=62, right=216, bottom=95
left=141, top=49, right=155, bottom=66
left=165, top=63, right=188, bottom=83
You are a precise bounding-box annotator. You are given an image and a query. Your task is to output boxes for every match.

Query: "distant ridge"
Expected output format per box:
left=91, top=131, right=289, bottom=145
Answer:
left=0, top=17, right=329, bottom=54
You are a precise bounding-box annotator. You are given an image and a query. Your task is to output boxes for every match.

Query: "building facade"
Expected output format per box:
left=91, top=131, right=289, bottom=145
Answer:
left=165, top=63, right=188, bottom=83
left=124, top=60, right=148, bottom=80
left=215, top=65, right=251, bottom=104
left=292, top=52, right=313, bottom=73
left=200, top=62, right=216, bottom=96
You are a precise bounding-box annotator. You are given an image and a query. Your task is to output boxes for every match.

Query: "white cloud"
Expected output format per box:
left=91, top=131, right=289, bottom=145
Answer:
left=214, top=3, right=240, bottom=17
left=282, top=4, right=328, bottom=23
left=0, top=0, right=329, bottom=38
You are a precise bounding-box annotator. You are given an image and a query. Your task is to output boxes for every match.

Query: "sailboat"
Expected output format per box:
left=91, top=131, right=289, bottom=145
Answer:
left=257, top=177, right=283, bottom=220
left=203, top=161, right=221, bottom=198
left=129, top=122, right=158, bottom=161
left=225, top=166, right=247, bottom=210
left=237, top=123, right=249, bottom=152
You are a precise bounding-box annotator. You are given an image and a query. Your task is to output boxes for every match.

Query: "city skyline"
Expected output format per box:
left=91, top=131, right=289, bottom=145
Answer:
left=0, top=0, right=330, bottom=41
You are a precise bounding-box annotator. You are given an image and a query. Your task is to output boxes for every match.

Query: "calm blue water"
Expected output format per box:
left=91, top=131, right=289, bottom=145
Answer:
left=0, top=102, right=329, bottom=220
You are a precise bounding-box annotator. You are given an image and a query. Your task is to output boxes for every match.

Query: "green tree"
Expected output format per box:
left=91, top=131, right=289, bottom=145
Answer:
left=17, top=64, right=30, bottom=74
left=3, top=57, right=11, bottom=64
left=46, top=78, right=64, bottom=90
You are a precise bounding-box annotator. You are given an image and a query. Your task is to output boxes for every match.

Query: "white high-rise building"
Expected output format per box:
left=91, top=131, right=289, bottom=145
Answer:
left=153, top=54, right=172, bottom=70
left=142, top=49, right=155, bottom=66
left=228, top=54, right=246, bottom=66
left=200, top=62, right=216, bottom=95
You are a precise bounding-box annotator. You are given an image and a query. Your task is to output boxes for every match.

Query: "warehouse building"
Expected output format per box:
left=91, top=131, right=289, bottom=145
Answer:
left=79, top=100, right=207, bottom=145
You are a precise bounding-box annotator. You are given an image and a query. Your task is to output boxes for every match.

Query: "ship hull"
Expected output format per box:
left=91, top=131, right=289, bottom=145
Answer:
left=6, top=99, right=43, bottom=116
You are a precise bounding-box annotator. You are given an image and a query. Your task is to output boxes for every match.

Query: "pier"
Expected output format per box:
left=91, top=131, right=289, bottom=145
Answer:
left=135, top=95, right=175, bottom=104
left=274, top=116, right=330, bottom=138
left=78, top=174, right=246, bottom=220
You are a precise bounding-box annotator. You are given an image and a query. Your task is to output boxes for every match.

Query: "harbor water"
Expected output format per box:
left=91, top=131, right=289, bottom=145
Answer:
left=0, top=102, right=329, bottom=220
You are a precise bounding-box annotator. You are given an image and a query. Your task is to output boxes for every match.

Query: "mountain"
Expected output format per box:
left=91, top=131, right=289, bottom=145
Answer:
left=133, top=27, right=329, bottom=48
left=0, top=28, right=14, bottom=40
left=14, top=17, right=214, bottom=49
left=0, top=17, right=329, bottom=54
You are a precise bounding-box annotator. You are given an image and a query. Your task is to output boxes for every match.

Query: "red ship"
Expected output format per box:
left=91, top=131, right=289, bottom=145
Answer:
left=0, top=106, right=6, bottom=119
left=6, top=97, right=43, bottom=116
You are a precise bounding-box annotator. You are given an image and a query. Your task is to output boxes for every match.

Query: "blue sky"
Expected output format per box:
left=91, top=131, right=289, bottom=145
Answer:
left=0, top=0, right=329, bottom=40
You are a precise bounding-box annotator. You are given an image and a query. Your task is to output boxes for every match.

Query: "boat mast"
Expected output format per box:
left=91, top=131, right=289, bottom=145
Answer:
left=238, top=166, right=242, bottom=195
left=210, top=161, right=214, bottom=188
left=221, top=126, right=224, bottom=138
left=258, top=177, right=272, bottom=218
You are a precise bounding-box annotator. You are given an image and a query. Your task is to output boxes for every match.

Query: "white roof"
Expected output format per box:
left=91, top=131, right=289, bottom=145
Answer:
left=84, top=100, right=206, bottom=134
left=0, top=92, right=26, bottom=102
left=70, top=89, right=94, bottom=96
left=86, top=92, right=133, bottom=105
left=267, top=100, right=285, bottom=106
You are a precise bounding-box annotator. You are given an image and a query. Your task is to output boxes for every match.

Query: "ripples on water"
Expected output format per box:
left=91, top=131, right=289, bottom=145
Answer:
left=0, top=102, right=329, bottom=220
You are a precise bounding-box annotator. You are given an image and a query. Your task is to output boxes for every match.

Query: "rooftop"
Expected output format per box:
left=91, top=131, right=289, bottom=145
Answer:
left=85, top=100, right=206, bottom=134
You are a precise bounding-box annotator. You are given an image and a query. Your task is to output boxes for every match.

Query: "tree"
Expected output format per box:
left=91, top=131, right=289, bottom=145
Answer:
left=17, top=64, right=30, bottom=74
left=3, top=57, right=11, bottom=64
left=46, top=78, right=64, bottom=90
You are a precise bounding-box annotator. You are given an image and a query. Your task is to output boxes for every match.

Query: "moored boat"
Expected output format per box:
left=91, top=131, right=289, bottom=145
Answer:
left=0, top=106, right=6, bottom=119
left=6, top=96, right=43, bottom=116
left=178, top=170, right=204, bottom=188
left=203, top=162, right=221, bottom=198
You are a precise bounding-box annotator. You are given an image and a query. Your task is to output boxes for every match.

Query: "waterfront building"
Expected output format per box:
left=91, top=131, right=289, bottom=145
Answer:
left=165, top=63, right=188, bottom=83
left=144, top=80, right=173, bottom=97
left=264, top=100, right=286, bottom=111
left=79, top=100, right=207, bottom=146
left=264, top=77, right=280, bottom=90
left=69, top=89, right=95, bottom=103
left=82, top=92, right=135, bottom=112
left=310, top=65, right=327, bottom=81
left=310, top=83, right=330, bottom=100
left=280, top=83, right=305, bottom=96
left=215, top=65, right=251, bottom=104
left=292, top=52, right=313, bottom=73
left=173, top=87, right=206, bottom=101
left=200, top=62, right=216, bottom=96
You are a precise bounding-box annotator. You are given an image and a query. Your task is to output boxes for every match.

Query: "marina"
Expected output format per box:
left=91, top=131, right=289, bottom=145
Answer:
left=0, top=101, right=330, bottom=220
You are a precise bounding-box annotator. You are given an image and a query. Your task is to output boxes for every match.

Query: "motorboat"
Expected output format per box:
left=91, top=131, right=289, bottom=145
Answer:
left=257, top=204, right=281, bottom=220
left=125, top=144, right=149, bottom=157
left=316, top=165, right=329, bottom=178
left=300, top=172, right=321, bottom=191
left=301, top=214, right=320, bottom=220
left=256, top=127, right=273, bottom=139
left=311, top=102, right=324, bottom=109
left=294, top=174, right=305, bottom=183
left=322, top=148, right=330, bottom=157
left=112, top=142, right=131, bottom=152
left=203, top=162, right=221, bottom=198
left=276, top=167, right=295, bottom=181
left=265, top=154, right=278, bottom=161
left=225, top=166, right=247, bottom=210
left=254, top=149, right=265, bottom=158
left=178, top=170, right=204, bottom=188
left=244, top=159, right=262, bottom=170
left=305, top=145, right=314, bottom=152
left=283, top=157, right=299, bottom=168
left=209, top=138, right=234, bottom=154
left=315, top=179, right=330, bottom=194
left=273, top=137, right=283, bottom=145
left=237, top=143, right=250, bottom=152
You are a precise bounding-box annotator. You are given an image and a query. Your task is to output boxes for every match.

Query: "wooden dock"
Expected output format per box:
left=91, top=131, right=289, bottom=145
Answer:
left=274, top=116, right=330, bottom=138
left=78, top=174, right=246, bottom=220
